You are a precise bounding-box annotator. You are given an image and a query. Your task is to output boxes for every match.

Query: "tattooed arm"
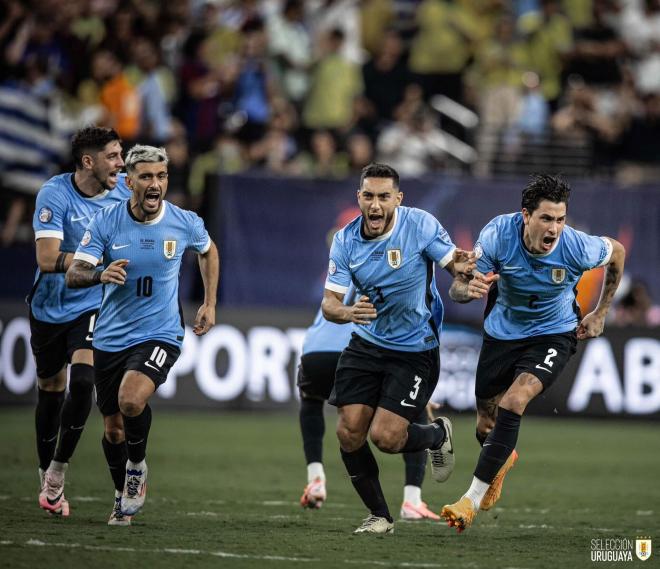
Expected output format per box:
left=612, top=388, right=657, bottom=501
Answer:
left=66, top=259, right=129, bottom=288
left=576, top=238, right=626, bottom=340
left=449, top=271, right=500, bottom=303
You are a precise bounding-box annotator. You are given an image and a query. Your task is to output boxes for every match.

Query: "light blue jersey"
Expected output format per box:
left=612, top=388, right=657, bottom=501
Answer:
left=74, top=200, right=211, bottom=351
left=325, top=206, right=455, bottom=352
left=30, top=173, right=131, bottom=323
left=475, top=212, right=612, bottom=340
left=303, top=284, right=357, bottom=355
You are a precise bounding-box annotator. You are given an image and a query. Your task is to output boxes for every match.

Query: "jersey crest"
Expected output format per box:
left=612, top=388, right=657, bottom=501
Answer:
left=387, top=248, right=402, bottom=269
left=551, top=268, right=566, bottom=284
left=164, top=239, right=177, bottom=259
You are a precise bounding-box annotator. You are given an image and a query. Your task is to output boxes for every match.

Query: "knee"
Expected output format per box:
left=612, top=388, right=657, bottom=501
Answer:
left=69, top=364, right=95, bottom=397
left=499, top=394, right=528, bottom=415
left=104, top=425, right=125, bottom=444
left=369, top=426, right=403, bottom=454
left=118, top=395, right=145, bottom=417
left=38, top=375, right=66, bottom=392
left=336, top=422, right=366, bottom=452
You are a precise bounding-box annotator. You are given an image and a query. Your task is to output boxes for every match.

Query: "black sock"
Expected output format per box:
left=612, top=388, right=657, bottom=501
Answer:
left=474, top=407, right=521, bottom=484
left=340, top=443, right=392, bottom=522
left=122, top=404, right=152, bottom=463
left=35, top=388, right=65, bottom=470
left=299, top=398, right=325, bottom=464
left=400, top=421, right=445, bottom=453
left=54, top=364, right=94, bottom=463
left=102, top=436, right=128, bottom=492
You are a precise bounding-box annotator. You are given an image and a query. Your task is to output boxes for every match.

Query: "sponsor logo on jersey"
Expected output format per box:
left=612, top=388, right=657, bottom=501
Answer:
left=328, top=259, right=337, bottom=275
left=387, top=249, right=402, bottom=269
left=81, top=230, right=92, bottom=247
left=164, top=240, right=177, bottom=259
left=38, top=207, right=52, bottom=223
left=551, top=268, right=566, bottom=284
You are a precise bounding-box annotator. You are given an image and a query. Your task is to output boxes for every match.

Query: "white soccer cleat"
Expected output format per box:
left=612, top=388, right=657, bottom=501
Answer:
left=121, top=461, right=148, bottom=516
left=428, top=416, right=455, bottom=482
left=39, top=464, right=70, bottom=516
left=108, top=492, right=132, bottom=526
left=399, top=500, right=441, bottom=521
left=300, top=477, right=327, bottom=509
left=353, top=514, right=394, bottom=534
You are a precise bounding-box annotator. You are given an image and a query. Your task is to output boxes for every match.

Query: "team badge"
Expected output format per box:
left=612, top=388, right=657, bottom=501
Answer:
left=551, top=268, right=566, bottom=284
left=81, top=230, right=91, bottom=246
left=636, top=538, right=652, bottom=562
left=38, top=207, right=52, bottom=223
left=328, top=259, right=337, bottom=275
left=387, top=249, right=402, bottom=269
left=163, top=240, right=177, bottom=259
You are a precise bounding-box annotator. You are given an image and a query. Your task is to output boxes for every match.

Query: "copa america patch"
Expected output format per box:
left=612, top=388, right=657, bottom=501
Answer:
left=38, top=207, right=52, bottom=223
left=474, top=242, right=483, bottom=259
left=328, top=259, right=337, bottom=275
left=81, top=230, right=92, bottom=247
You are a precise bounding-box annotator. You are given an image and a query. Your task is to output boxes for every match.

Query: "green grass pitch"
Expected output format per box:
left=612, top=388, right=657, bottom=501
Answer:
left=1, top=408, right=658, bottom=568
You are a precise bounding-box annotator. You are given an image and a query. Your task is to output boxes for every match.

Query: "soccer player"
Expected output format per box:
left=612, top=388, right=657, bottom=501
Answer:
left=66, top=145, right=219, bottom=525
left=440, top=174, right=625, bottom=532
left=298, top=283, right=440, bottom=521
left=30, top=126, right=128, bottom=516
left=322, top=163, right=475, bottom=534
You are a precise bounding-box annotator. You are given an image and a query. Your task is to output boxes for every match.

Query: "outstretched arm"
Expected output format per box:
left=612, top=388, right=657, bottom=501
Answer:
left=449, top=271, right=499, bottom=304
left=193, top=240, right=219, bottom=336
left=66, top=258, right=128, bottom=288
left=577, top=238, right=626, bottom=339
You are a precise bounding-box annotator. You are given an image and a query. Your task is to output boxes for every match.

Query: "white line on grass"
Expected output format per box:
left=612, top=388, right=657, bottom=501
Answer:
left=1, top=539, right=475, bottom=568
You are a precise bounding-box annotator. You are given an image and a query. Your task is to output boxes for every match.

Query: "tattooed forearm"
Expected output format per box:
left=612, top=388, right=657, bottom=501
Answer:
left=595, top=239, right=625, bottom=314
left=449, top=273, right=473, bottom=303
left=66, top=259, right=101, bottom=288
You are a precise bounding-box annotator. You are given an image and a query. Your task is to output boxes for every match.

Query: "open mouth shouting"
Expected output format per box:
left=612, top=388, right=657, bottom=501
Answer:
left=367, top=212, right=385, bottom=234
left=541, top=235, right=556, bottom=252
left=144, top=189, right=161, bottom=209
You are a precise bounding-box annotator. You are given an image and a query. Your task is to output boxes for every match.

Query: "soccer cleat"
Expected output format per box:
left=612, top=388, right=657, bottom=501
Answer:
left=353, top=514, right=394, bottom=534
left=441, top=496, right=477, bottom=533
left=400, top=500, right=441, bottom=521
left=108, top=493, right=132, bottom=526
left=480, top=449, right=518, bottom=511
left=428, top=416, right=455, bottom=482
left=39, top=465, right=70, bottom=516
left=300, top=477, right=326, bottom=509
left=121, top=462, right=148, bottom=516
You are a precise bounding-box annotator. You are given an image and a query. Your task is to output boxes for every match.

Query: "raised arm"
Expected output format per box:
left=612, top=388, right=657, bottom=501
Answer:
left=193, top=240, right=219, bottom=336
left=321, top=289, right=377, bottom=325
left=577, top=238, right=626, bottom=339
left=36, top=237, right=73, bottom=273
left=66, top=258, right=128, bottom=288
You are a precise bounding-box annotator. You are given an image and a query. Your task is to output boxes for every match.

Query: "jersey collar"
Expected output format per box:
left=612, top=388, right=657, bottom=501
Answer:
left=360, top=207, right=399, bottom=242
left=71, top=173, right=110, bottom=200
left=127, top=199, right=167, bottom=225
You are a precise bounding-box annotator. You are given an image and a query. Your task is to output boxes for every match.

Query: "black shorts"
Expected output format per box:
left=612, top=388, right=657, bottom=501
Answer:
left=94, top=340, right=180, bottom=416
left=297, top=352, right=341, bottom=400
left=330, top=333, right=440, bottom=422
left=475, top=331, right=578, bottom=400
left=30, top=310, right=97, bottom=379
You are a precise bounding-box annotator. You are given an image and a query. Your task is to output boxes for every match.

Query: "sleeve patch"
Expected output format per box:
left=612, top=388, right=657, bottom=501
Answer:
left=38, top=207, right=53, bottom=223
left=328, top=259, right=337, bottom=275
left=81, top=230, right=92, bottom=247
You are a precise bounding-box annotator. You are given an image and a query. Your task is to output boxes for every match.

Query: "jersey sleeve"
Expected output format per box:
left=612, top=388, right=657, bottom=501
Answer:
left=418, top=210, right=456, bottom=268
left=33, top=182, right=66, bottom=241
left=187, top=212, right=212, bottom=253
left=73, top=211, right=108, bottom=265
left=475, top=219, right=499, bottom=273
left=566, top=229, right=613, bottom=271
left=325, top=229, right=351, bottom=294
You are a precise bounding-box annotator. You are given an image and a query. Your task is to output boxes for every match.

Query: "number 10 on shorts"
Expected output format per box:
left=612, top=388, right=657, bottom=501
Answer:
left=148, top=346, right=167, bottom=368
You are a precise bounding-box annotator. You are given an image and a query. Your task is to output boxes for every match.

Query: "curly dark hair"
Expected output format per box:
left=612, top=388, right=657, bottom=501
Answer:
left=359, top=162, right=400, bottom=190
left=71, top=126, right=121, bottom=169
left=521, top=173, right=571, bottom=213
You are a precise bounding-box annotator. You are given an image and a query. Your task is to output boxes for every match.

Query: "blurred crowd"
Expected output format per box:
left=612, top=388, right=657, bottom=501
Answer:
left=1, top=0, right=660, bottom=246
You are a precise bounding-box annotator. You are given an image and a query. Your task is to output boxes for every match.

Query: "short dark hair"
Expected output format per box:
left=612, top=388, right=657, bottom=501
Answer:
left=359, top=162, right=399, bottom=190
left=71, top=126, right=121, bottom=169
left=521, top=173, right=571, bottom=213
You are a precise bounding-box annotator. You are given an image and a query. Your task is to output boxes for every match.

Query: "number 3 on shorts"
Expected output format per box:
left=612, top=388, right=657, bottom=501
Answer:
left=409, top=375, right=422, bottom=400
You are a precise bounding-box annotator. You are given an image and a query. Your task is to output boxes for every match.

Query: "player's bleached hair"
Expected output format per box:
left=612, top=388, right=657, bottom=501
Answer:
left=124, top=145, right=169, bottom=173
left=521, top=173, right=571, bottom=213
left=359, top=162, right=400, bottom=190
